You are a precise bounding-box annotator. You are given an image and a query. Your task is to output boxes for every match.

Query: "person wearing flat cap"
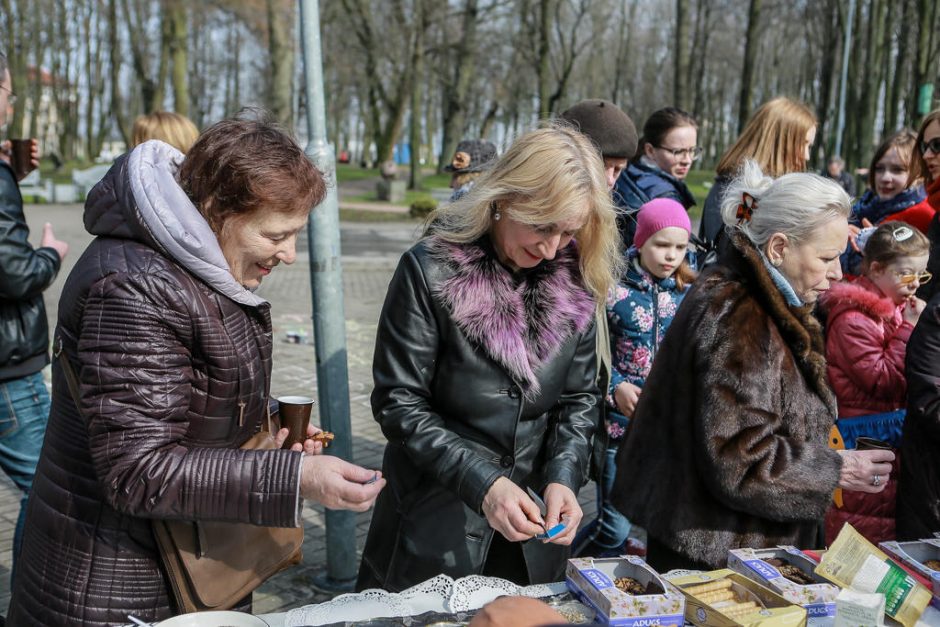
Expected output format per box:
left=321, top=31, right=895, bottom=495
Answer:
left=445, top=139, right=497, bottom=202
left=561, top=99, right=638, bottom=192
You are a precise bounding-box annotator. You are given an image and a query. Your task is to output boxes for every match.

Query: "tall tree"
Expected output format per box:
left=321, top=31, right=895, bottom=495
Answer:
left=674, top=0, right=690, bottom=110
left=266, top=0, right=293, bottom=127
left=910, top=0, right=939, bottom=126
left=408, top=0, right=428, bottom=189
left=536, top=0, right=554, bottom=118
left=437, top=0, right=481, bottom=174
left=737, top=0, right=761, bottom=134
left=166, top=0, right=189, bottom=116
left=122, top=0, right=169, bottom=113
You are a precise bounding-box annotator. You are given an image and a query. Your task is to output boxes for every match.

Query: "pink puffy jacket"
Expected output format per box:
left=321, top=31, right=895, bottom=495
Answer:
left=819, top=277, right=912, bottom=545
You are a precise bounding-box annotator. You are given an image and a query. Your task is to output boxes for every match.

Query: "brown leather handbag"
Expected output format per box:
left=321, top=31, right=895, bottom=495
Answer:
left=56, top=342, right=304, bottom=612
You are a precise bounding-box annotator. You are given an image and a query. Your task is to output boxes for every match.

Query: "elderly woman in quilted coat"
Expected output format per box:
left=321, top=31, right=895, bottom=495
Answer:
left=611, top=161, right=896, bottom=572
left=357, top=123, right=622, bottom=591
left=6, top=114, right=385, bottom=625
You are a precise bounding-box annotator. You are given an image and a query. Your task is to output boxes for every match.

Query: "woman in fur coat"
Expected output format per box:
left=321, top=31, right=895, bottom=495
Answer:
left=357, top=123, right=622, bottom=591
left=611, top=161, right=895, bottom=572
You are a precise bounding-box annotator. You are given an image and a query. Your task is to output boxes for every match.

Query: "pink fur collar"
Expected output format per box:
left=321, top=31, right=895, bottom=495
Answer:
left=426, top=236, right=596, bottom=398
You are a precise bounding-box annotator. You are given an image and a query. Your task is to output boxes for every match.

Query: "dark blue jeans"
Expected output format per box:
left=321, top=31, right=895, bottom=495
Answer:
left=574, top=443, right=632, bottom=556
left=0, top=371, right=50, bottom=577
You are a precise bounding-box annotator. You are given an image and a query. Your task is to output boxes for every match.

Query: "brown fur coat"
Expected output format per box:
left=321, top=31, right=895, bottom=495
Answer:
left=611, top=230, right=842, bottom=568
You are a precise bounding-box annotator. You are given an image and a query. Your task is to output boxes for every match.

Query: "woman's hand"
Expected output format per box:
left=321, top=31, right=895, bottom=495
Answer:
left=274, top=424, right=327, bottom=455
left=903, top=296, right=926, bottom=326
left=837, top=449, right=895, bottom=493
left=299, top=455, right=384, bottom=511
left=482, top=477, right=545, bottom=542
left=542, top=482, right=582, bottom=545
left=848, top=218, right=873, bottom=253
left=614, top=382, right=642, bottom=417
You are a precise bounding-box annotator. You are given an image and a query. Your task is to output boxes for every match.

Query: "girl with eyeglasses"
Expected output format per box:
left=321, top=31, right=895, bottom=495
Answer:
left=819, top=222, right=928, bottom=546
left=613, top=107, right=698, bottom=249
left=840, top=130, right=925, bottom=276
left=902, top=110, right=940, bottom=301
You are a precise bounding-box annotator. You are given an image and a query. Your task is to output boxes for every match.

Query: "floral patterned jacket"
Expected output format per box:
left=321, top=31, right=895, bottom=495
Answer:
left=606, top=251, right=689, bottom=439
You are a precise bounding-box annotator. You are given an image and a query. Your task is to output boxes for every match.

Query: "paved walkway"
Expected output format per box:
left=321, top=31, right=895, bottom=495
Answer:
left=0, top=204, right=598, bottom=615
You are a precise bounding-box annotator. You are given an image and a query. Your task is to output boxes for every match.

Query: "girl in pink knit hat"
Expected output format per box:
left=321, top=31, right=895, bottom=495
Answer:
left=576, top=197, right=695, bottom=558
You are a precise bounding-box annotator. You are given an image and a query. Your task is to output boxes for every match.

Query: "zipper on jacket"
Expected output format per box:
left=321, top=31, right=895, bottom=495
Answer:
left=651, top=283, right=661, bottom=357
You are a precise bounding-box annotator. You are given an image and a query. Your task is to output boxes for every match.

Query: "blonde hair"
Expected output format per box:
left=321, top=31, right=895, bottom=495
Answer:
left=721, top=160, right=851, bottom=247
left=716, top=97, right=817, bottom=177
left=131, top=111, right=200, bottom=153
left=910, top=109, right=940, bottom=185
left=428, top=121, right=622, bottom=301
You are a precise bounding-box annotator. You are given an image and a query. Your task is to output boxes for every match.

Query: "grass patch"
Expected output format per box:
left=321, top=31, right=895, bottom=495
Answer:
left=685, top=169, right=716, bottom=222
left=335, top=163, right=380, bottom=183
left=338, top=207, right=419, bottom=222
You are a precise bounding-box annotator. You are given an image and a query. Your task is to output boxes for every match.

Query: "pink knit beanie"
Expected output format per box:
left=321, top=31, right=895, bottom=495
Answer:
left=633, top=198, right=691, bottom=248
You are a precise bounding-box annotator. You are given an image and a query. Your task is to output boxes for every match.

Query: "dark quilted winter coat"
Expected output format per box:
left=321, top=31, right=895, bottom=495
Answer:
left=7, top=141, right=304, bottom=626
left=611, top=229, right=843, bottom=569
left=357, top=236, right=599, bottom=592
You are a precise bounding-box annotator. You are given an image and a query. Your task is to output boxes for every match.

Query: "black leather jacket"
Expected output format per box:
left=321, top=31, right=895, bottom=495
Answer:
left=358, top=236, right=599, bottom=591
left=0, top=161, right=60, bottom=381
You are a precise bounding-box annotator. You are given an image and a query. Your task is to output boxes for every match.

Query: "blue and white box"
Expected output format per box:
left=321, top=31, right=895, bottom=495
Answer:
left=566, top=556, right=686, bottom=626
left=728, top=546, right=838, bottom=622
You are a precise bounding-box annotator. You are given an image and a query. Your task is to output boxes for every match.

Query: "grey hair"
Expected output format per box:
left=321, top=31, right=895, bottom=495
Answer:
left=720, top=159, right=851, bottom=246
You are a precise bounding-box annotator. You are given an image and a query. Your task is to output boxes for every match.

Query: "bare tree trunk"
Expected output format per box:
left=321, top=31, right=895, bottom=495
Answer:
left=108, top=0, right=131, bottom=145
left=408, top=0, right=426, bottom=190
left=167, top=0, right=189, bottom=116
left=911, top=0, right=938, bottom=126
left=5, top=0, right=29, bottom=138
left=27, top=0, right=44, bottom=141
left=887, top=0, right=911, bottom=131
left=674, top=0, right=690, bottom=110
left=537, top=0, right=553, bottom=118
left=737, top=0, right=761, bottom=134
left=690, top=0, right=713, bottom=119
left=438, top=0, right=480, bottom=174
left=858, top=0, right=887, bottom=158
left=266, top=0, right=293, bottom=127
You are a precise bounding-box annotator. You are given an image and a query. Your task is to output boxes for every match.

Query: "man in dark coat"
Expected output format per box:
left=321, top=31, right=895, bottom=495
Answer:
left=0, top=51, right=68, bottom=573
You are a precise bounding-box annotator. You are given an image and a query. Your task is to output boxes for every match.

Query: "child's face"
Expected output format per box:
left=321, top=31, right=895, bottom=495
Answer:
left=637, top=227, right=690, bottom=280
left=869, top=254, right=930, bottom=305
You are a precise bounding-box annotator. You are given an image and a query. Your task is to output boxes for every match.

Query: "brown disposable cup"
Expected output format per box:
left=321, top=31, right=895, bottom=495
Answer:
left=855, top=436, right=891, bottom=451
left=277, top=395, right=315, bottom=449
left=10, top=139, right=33, bottom=180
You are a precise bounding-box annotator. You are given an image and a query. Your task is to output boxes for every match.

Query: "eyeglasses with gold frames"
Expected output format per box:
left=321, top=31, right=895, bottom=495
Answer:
left=894, top=270, right=932, bottom=285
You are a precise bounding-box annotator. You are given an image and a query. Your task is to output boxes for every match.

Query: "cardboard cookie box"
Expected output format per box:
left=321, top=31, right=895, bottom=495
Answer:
left=668, top=569, right=808, bottom=627
left=728, top=546, right=839, bottom=620
left=565, top=556, right=686, bottom=626
left=879, top=538, right=940, bottom=606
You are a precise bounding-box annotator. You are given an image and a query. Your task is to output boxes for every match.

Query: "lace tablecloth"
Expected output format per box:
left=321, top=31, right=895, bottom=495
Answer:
left=265, top=575, right=567, bottom=626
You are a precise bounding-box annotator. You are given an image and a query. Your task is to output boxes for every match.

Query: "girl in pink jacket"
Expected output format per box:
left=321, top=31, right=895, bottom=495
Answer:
left=820, top=222, right=929, bottom=544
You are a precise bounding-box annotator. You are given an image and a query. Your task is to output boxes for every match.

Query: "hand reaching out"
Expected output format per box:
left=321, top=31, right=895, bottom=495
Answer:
left=40, top=223, right=68, bottom=261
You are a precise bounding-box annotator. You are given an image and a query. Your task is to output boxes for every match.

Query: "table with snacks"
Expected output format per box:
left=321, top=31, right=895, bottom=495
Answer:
left=141, top=524, right=940, bottom=626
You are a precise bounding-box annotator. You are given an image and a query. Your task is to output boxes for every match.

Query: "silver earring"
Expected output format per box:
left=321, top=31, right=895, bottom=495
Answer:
left=493, top=211, right=501, bottom=221
left=772, top=258, right=783, bottom=267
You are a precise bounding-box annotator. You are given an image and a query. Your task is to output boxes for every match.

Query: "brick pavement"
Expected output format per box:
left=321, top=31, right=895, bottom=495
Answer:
left=0, top=204, right=599, bottom=615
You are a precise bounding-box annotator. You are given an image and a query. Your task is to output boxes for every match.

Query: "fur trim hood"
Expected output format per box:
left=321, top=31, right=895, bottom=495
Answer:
left=819, top=277, right=898, bottom=322
left=425, top=236, right=596, bottom=398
